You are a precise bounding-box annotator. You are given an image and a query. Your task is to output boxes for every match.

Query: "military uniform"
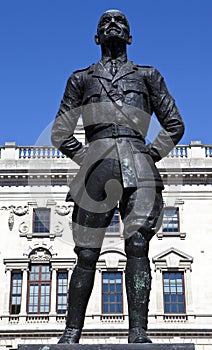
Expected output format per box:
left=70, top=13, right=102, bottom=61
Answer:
left=51, top=59, right=184, bottom=342
left=52, top=59, right=184, bottom=242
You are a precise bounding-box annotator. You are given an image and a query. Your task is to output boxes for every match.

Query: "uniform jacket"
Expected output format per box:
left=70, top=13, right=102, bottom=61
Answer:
left=51, top=60, right=184, bottom=201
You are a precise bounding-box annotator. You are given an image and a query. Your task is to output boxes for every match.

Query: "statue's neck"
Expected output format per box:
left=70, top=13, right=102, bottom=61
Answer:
left=101, top=40, right=127, bottom=61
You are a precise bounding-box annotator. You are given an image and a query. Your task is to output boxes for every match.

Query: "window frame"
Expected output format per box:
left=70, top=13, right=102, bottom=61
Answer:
left=56, top=270, right=68, bottom=315
left=27, top=264, right=51, bottom=314
left=33, top=208, right=51, bottom=234
left=162, top=207, right=180, bottom=233
left=106, top=209, right=120, bottom=234
left=10, top=271, right=23, bottom=315
left=162, top=271, right=186, bottom=314
left=102, top=271, right=123, bottom=314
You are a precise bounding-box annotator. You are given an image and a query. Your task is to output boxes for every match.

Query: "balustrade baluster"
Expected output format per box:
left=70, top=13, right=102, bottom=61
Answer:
left=19, top=148, right=23, bottom=158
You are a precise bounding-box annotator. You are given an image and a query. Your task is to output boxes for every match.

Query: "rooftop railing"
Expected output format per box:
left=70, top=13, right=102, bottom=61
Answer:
left=0, top=142, right=212, bottom=160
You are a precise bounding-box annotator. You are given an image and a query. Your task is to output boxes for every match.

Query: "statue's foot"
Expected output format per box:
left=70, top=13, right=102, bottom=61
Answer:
left=58, top=327, right=81, bottom=344
left=128, top=327, right=152, bottom=343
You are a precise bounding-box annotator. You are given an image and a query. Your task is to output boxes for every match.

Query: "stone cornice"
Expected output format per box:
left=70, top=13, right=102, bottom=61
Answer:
left=0, top=168, right=211, bottom=186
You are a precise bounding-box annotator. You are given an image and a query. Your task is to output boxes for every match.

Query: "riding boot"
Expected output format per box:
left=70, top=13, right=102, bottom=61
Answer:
left=58, top=265, right=96, bottom=344
left=125, top=256, right=152, bottom=343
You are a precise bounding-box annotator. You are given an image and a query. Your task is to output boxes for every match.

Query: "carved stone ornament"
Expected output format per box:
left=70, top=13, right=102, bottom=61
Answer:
left=19, top=221, right=30, bottom=234
left=68, top=216, right=73, bottom=230
left=13, top=205, right=29, bottom=216
left=8, top=210, right=14, bottom=231
left=55, top=205, right=72, bottom=216
left=54, top=221, right=64, bottom=233
left=0, top=205, right=29, bottom=231
left=29, top=248, right=52, bottom=261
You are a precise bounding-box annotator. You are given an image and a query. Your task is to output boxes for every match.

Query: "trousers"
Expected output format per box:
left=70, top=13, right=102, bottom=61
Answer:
left=65, top=157, right=163, bottom=332
left=72, top=157, right=163, bottom=248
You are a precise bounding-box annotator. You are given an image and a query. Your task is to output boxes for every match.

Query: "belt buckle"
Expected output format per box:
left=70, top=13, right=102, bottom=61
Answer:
left=112, top=124, right=119, bottom=137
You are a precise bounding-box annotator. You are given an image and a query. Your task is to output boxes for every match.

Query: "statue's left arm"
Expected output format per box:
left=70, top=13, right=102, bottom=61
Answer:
left=145, top=67, right=185, bottom=162
left=51, top=72, right=87, bottom=165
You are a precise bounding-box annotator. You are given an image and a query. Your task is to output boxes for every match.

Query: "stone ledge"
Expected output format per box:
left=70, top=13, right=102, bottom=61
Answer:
left=18, top=343, right=195, bottom=350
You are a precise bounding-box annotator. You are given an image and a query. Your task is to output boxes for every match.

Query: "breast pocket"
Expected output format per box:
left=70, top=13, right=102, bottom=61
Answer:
left=82, top=83, right=102, bottom=104
left=122, top=79, right=149, bottom=110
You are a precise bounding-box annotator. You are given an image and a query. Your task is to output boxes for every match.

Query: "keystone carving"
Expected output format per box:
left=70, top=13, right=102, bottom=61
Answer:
left=55, top=205, right=72, bottom=216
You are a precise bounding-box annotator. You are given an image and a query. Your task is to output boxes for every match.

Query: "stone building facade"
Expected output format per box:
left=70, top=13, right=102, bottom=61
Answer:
left=0, top=135, right=212, bottom=349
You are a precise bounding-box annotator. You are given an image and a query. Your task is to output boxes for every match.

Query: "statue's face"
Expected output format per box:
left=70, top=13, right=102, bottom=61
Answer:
left=96, top=11, right=131, bottom=45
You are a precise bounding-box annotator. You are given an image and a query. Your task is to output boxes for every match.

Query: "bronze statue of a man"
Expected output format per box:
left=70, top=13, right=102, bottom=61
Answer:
left=51, top=9, right=184, bottom=344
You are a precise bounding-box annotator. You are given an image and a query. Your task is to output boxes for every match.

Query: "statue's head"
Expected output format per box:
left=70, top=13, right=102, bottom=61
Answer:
left=95, top=9, right=132, bottom=46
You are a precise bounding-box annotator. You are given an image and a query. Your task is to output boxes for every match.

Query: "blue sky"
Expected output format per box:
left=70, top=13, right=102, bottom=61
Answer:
left=0, top=0, right=211, bottom=146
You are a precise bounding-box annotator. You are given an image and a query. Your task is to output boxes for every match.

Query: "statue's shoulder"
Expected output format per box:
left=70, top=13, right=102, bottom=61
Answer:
left=133, top=64, right=161, bottom=79
left=136, top=64, right=154, bottom=68
left=73, top=63, right=95, bottom=75
left=134, top=64, right=155, bottom=72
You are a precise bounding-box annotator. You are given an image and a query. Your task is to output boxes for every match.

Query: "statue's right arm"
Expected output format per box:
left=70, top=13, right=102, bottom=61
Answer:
left=51, top=73, right=87, bottom=165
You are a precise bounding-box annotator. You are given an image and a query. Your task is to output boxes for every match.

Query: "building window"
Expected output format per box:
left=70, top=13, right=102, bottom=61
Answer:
left=162, top=207, right=179, bottom=232
left=106, top=209, right=120, bottom=233
left=57, top=271, right=68, bottom=314
left=33, top=208, right=50, bottom=233
left=102, top=272, right=123, bottom=313
left=163, top=272, right=185, bottom=313
left=28, top=264, right=51, bottom=314
left=10, top=272, right=22, bottom=314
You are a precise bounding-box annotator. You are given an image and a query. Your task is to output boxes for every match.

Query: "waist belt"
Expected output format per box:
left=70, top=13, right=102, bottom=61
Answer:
left=87, top=125, right=145, bottom=142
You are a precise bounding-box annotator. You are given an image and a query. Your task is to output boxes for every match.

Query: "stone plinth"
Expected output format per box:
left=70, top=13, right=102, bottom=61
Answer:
left=18, top=343, right=195, bottom=350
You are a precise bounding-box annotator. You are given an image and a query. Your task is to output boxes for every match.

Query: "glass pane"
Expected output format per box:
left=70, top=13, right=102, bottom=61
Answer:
left=103, top=294, right=108, bottom=302
left=164, top=294, right=170, bottom=302
left=110, top=284, right=115, bottom=292
left=110, top=304, right=115, bottom=313
left=110, top=294, right=115, bottom=302
left=176, top=272, right=182, bottom=280
left=41, top=265, right=50, bottom=280
left=170, top=273, right=176, bottom=281
left=110, top=273, right=115, bottom=281
left=103, top=284, right=108, bottom=292
left=28, top=284, right=39, bottom=314
left=30, top=265, right=39, bottom=280
left=177, top=285, right=183, bottom=293
left=171, top=294, right=177, bottom=302
left=178, top=304, right=185, bottom=313
left=170, top=286, right=176, bottom=293
left=164, top=304, right=170, bottom=313
left=178, top=294, right=184, bottom=302
left=106, top=209, right=120, bottom=233
left=116, top=303, right=122, bottom=313
left=103, top=304, right=108, bottom=313
left=171, top=304, right=177, bottom=313
left=164, top=286, right=170, bottom=293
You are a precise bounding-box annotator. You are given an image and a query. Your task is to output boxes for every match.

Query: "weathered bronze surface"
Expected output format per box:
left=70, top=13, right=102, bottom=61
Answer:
left=51, top=10, right=185, bottom=344
left=18, top=343, right=195, bottom=349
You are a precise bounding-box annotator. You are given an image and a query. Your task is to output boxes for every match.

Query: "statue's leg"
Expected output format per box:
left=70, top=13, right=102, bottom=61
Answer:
left=120, top=187, right=163, bottom=343
left=58, top=158, right=122, bottom=343
left=58, top=204, right=117, bottom=344
left=58, top=246, right=100, bottom=344
left=125, top=234, right=152, bottom=343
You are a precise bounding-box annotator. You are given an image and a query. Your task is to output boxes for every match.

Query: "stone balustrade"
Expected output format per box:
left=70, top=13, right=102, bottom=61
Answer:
left=0, top=141, right=212, bottom=160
